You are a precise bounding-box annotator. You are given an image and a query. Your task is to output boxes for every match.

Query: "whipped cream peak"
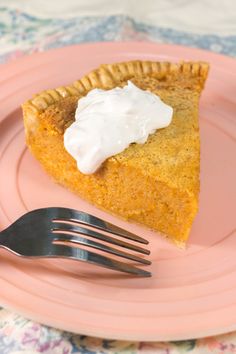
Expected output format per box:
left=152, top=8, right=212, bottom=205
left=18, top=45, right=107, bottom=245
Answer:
left=64, top=81, right=173, bottom=174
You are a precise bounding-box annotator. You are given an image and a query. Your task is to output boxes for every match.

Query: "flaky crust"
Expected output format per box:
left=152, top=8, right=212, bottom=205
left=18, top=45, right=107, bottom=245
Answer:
left=22, top=60, right=209, bottom=114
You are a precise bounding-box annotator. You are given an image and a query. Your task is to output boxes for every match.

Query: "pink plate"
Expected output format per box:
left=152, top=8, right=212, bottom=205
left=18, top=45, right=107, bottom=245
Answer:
left=0, top=42, right=236, bottom=341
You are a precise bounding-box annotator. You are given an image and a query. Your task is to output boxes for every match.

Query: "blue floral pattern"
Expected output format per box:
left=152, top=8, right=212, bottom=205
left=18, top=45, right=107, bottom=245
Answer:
left=0, top=7, right=235, bottom=64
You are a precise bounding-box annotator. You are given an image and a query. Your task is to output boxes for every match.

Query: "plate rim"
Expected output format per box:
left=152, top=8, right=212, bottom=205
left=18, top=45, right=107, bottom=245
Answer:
left=0, top=40, right=236, bottom=77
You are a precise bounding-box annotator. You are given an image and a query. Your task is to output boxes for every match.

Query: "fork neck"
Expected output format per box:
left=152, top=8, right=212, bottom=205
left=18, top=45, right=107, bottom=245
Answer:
left=0, top=227, right=11, bottom=246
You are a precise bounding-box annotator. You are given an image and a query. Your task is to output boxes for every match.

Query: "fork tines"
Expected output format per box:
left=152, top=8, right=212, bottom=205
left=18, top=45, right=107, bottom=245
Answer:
left=51, top=208, right=151, bottom=277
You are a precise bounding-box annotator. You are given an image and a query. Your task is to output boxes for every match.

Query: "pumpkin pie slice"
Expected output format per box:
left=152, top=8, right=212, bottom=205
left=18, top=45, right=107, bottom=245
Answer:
left=22, top=60, right=209, bottom=246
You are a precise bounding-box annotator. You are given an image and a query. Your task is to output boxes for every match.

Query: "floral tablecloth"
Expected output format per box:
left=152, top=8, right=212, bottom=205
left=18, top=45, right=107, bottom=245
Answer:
left=0, top=1, right=236, bottom=353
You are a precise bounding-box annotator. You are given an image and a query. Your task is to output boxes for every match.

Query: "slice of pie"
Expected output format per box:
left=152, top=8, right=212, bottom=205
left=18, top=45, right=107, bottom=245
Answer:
left=22, top=60, right=209, bottom=246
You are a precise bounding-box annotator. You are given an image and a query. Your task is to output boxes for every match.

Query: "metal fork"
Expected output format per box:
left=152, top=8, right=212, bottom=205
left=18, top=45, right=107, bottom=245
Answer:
left=0, top=207, right=151, bottom=277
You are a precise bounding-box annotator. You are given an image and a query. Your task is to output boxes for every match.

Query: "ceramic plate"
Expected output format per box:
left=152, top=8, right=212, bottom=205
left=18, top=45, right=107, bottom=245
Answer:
left=0, top=42, right=235, bottom=341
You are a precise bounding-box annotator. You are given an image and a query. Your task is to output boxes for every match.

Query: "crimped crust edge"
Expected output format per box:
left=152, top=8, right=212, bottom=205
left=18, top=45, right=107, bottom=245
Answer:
left=22, top=60, right=209, bottom=114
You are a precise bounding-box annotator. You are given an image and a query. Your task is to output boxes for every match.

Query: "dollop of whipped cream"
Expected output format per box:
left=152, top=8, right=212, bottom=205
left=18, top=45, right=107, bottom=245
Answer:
left=64, top=81, right=173, bottom=174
